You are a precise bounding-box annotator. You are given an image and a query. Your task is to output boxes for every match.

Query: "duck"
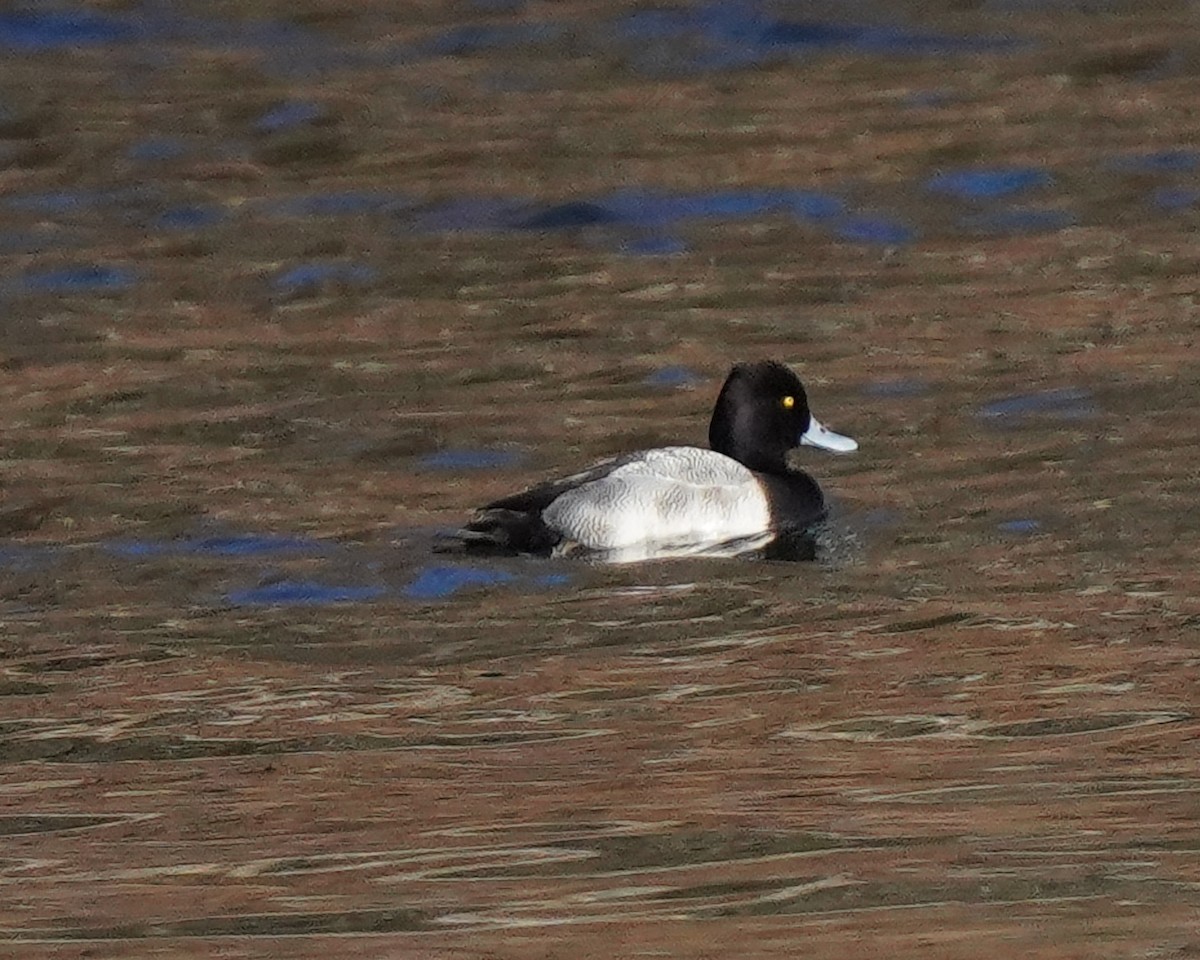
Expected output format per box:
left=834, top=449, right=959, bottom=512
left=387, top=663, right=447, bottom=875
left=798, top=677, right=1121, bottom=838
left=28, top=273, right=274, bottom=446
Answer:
left=452, top=360, right=856, bottom=561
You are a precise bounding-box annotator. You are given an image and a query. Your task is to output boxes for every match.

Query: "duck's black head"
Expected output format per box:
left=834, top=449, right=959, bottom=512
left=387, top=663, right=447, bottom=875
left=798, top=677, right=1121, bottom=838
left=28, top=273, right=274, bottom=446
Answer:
left=708, top=360, right=856, bottom=474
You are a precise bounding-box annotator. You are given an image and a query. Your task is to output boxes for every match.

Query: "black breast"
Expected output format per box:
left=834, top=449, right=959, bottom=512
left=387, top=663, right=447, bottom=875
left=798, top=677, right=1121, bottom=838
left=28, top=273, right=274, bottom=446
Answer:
left=756, top=471, right=828, bottom=531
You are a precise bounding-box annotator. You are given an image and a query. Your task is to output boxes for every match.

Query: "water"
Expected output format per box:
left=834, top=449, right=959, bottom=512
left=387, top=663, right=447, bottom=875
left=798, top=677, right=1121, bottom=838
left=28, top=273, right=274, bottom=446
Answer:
left=253, top=101, right=325, bottom=133
left=104, top=533, right=327, bottom=558
left=642, top=365, right=703, bottom=387
left=925, top=167, right=1053, bottom=200
left=0, top=11, right=139, bottom=49
left=150, top=205, right=226, bottom=230
left=417, top=448, right=526, bottom=470
left=20, top=265, right=138, bottom=294
left=4, top=134, right=1194, bottom=259
left=0, top=1, right=1196, bottom=955
left=269, top=261, right=378, bottom=296
left=976, top=387, right=1098, bottom=423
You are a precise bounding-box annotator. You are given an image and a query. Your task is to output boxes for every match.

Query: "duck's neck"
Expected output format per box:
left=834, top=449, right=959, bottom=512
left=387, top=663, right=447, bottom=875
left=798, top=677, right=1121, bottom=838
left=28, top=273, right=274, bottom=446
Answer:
left=709, top=423, right=789, bottom=475
left=711, top=437, right=790, bottom=475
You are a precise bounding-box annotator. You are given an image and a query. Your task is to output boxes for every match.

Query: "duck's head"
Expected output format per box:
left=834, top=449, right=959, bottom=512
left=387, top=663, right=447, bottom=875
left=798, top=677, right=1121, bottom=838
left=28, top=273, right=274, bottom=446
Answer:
left=708, top=360, right=857, bottom=473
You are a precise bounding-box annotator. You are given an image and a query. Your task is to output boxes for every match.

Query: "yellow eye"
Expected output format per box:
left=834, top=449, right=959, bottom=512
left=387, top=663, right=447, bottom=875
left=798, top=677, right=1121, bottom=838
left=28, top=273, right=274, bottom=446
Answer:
left=781, top=395, right=795, bottom=409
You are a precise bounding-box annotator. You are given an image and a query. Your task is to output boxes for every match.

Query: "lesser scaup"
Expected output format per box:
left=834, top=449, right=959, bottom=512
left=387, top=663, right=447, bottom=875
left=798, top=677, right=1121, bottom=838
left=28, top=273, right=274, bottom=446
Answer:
left=454, top=360, right=856, bottom=561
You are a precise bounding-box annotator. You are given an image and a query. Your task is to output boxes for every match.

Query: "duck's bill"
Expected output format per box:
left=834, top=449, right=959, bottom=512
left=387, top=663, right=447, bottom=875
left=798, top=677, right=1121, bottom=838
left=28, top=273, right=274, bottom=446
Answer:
left=800, top=417, right=858, bottom=453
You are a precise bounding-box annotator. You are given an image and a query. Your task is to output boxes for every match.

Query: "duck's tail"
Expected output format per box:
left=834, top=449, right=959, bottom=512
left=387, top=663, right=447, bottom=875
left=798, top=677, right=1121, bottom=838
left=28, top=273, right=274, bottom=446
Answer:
left=442, top=509, right=561, bottom=556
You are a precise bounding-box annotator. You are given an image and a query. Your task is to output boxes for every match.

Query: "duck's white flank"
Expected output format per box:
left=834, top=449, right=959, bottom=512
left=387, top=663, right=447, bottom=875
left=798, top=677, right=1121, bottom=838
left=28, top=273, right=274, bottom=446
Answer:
left=541, top=446, right=771, bottom=551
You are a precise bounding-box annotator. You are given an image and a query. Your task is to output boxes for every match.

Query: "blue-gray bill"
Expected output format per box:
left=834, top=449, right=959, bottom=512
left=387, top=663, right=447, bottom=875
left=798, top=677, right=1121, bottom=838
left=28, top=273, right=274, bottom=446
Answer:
left=800, top=416, right=857, bottom=453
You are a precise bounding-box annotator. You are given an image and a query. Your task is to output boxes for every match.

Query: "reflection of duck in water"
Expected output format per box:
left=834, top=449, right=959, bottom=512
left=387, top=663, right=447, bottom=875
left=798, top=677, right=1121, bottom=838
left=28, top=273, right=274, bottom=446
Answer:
left=452, top=361, right=856, bottom=563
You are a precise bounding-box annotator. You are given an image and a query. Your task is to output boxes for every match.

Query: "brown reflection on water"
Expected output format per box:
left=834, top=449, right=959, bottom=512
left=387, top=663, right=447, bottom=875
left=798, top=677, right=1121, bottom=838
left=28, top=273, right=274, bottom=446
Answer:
left=3, top=1, right=1200, bottom=957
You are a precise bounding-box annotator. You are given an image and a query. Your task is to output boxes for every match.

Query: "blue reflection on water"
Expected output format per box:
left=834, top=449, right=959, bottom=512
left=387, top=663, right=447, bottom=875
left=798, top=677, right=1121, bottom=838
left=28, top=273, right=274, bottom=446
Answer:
left=106, top=534, right=325, bottom=559
left=152, top=205, right=225, bottom=230
left=403, top=565, right=516, bottom=600
left=0, top=7, right=351, bottom=79
left=976, top=387, right=1096, bottom=422
left=998, top=518, right=1042, bottom=534
left=599, top=187, right=844, bottom=227
left=227, top=580, right=386, bottom=607
left=0, top=11, right=139, bottom=49
left=608, top=3, right=1017, bottom=76
left=960, top=207, right=1076, bottom=235
left=643, top=366, right=702, bottom=387
left=832, top=216, right=917, bottom=245
left=2, top=3, right=1023, bottom=86
left=614, top=8, right=705, bottom=40
left=926, top=167, right=1053, bottom=200
left=1106, top=149, right=1200, bottom=174
left=614, top=3, right=1017, bottom=52
left=420, top=21, right=566, bottom=56
left=127, top=138, right=188, bottom=163
left=764, top=20, right=1008, bottom=54
left=22, top=265, right=137, bottom=294
left=7, top=191, right=108, bottom=215
left=862, top=507, right=902, bottom=528
left=413, top=197, right=533, bottom=232
left=620, top=234, right=689, bottom=256
left=401, top=565, right=569, bottom=600
left=0, top=230, right=67, bottom=255
left=6, top=186, right=164, bottom=219
left=272, top=192, right=410, bottom=218
left=1149, top=187, right=1199, bottom=212
left=254, top=101, right=324, bottom=133
left=518, top=202, right=621, bottom=230
left=411, top=188, right=844, bottom=237
left=904, top=90, right=953, bottom=108
left=270, top=262, right=377, bottom=296
left=0, top=544, right=61, bottom=571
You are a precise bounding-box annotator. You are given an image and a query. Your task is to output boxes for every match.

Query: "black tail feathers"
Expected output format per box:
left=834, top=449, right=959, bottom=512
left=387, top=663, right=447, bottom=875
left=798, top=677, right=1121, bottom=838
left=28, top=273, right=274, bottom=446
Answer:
left=450, top=508, right=561, bottom=556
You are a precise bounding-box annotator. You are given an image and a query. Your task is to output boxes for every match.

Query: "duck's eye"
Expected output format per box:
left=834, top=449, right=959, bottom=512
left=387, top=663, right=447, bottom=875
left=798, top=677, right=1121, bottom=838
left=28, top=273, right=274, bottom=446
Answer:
left=781, top=395, right=795, bottom=409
